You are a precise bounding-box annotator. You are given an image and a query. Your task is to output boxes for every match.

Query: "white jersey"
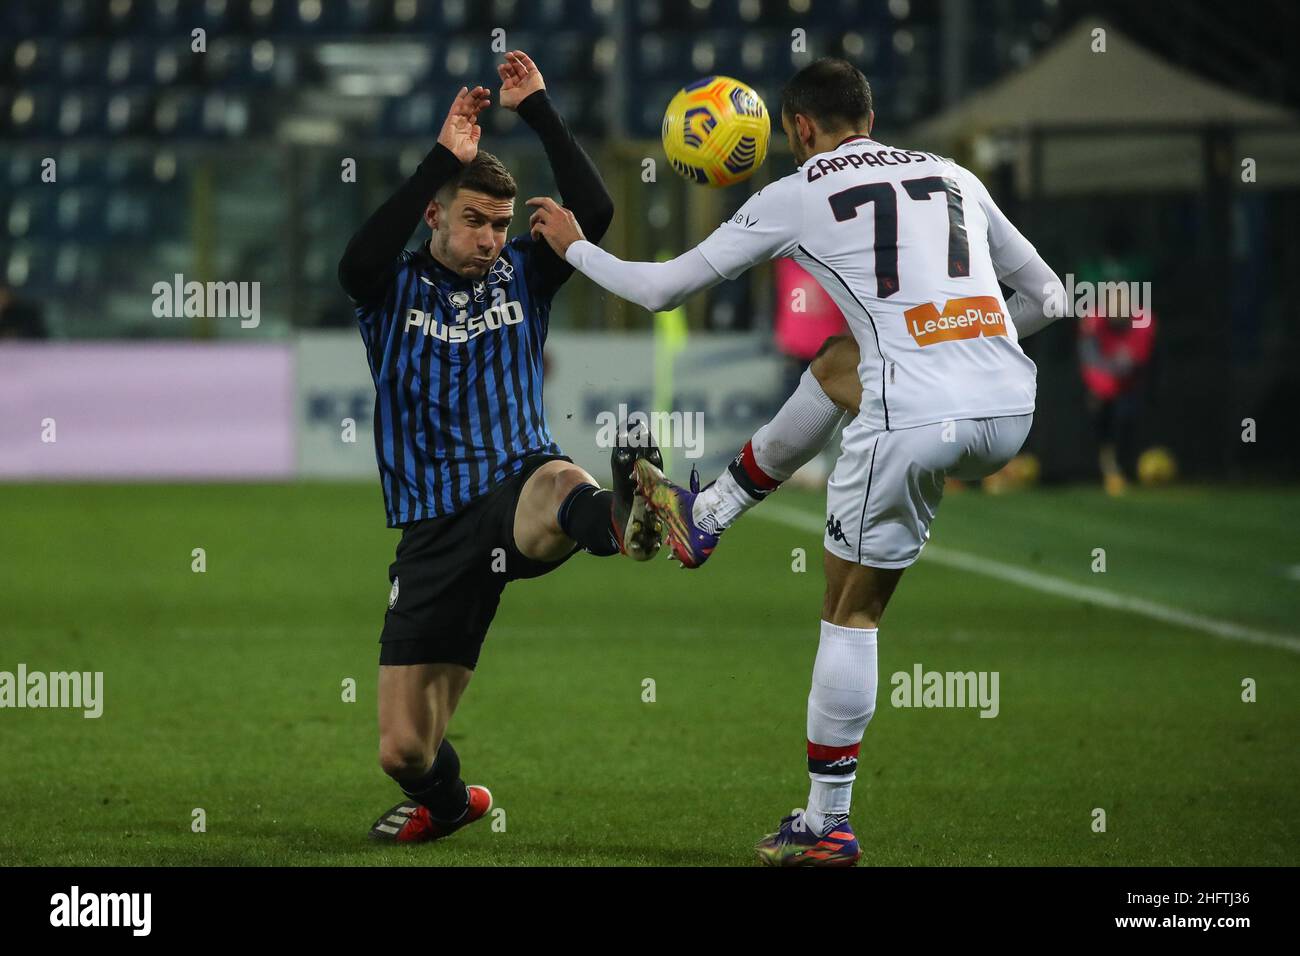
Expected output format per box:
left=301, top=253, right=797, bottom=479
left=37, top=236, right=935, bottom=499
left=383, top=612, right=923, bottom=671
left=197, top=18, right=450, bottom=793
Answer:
left=696, top=136, right=1039, bottom=430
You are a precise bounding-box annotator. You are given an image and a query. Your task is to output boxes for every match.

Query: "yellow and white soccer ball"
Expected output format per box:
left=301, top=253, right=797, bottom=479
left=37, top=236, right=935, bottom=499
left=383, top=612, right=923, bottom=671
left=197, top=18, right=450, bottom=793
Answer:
left=1137, top=446, right=1178, bottom=486
left=661, top=76, right=770, bottom=187
left=981, top=454, right=1041, bottom=494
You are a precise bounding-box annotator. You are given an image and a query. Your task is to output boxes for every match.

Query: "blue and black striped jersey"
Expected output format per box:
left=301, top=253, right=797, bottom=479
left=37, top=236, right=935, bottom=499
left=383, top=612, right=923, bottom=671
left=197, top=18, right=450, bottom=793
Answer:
left=356, top=238, right=563, bottom=526
left=339, top=92, right=613, bottom=526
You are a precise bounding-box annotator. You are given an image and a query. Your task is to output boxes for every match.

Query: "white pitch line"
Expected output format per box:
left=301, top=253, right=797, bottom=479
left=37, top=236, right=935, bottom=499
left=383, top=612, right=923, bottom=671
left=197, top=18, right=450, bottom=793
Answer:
left=754, top=502, right=1300, bottom=656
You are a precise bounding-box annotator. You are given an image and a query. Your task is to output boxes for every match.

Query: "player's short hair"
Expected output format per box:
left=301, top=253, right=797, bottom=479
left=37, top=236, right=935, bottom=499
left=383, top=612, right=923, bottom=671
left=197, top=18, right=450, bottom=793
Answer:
left=780, top=58, right=873, bottom=131
left=437, top=150, right=517, bottom=206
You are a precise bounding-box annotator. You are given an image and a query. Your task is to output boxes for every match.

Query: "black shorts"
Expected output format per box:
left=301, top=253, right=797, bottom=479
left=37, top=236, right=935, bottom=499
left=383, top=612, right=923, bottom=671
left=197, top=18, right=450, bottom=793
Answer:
left=378, top=454, right=579, bottom=669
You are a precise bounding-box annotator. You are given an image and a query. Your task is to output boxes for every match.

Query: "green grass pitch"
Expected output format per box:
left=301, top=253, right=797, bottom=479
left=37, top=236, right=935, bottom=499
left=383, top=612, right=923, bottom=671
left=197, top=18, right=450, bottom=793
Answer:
left=1, top=482, right=1296, bottom=866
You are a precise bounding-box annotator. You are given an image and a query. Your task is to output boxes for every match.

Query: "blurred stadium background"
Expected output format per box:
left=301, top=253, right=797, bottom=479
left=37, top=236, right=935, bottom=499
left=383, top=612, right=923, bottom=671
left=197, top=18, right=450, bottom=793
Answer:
left=2, top=0, right=1299, bottom=867
left=2, top=0, right=1299, bottom=482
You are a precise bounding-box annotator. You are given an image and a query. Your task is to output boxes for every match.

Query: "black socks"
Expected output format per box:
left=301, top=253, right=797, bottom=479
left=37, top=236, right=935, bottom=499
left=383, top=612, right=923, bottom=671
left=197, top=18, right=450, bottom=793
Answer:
left=557, top=483, right=620, bottom=556
left=398, top=738, right=469, bottom=823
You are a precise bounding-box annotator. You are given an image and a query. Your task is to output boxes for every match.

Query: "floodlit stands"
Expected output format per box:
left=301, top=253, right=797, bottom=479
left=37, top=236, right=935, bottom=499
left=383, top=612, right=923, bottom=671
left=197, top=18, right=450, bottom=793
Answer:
left=0, top=0, right=1060, bottom=332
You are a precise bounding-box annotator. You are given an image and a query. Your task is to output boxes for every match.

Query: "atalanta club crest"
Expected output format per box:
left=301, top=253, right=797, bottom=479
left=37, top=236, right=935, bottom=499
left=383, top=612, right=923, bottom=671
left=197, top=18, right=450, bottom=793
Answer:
left=388, top=577, right=399, bottom=610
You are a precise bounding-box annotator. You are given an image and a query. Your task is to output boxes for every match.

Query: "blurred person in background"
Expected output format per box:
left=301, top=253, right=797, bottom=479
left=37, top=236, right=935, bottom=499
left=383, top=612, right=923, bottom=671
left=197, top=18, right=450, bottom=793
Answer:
left=773, top=259, right=849, bottom=488
left=1078, top=276, right=1157, bottom=496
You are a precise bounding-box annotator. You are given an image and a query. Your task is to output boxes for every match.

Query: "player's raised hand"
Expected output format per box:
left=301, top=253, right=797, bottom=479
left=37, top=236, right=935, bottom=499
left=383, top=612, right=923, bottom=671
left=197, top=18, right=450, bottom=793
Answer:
left=497, top=50, right=545, bottom=111
left=527, top=196, right=584, bottom=257
left=437, top=85, right=490, bottom=163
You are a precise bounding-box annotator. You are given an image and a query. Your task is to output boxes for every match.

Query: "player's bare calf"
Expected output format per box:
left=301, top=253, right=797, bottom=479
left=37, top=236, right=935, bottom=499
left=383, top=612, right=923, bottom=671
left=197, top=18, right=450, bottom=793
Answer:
left=810, top=334, right=862, bottom=417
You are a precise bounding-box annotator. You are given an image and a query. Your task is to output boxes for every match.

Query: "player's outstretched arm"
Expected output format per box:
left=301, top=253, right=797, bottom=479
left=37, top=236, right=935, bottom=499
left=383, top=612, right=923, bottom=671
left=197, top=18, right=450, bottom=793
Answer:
left=528, top=176, right=800, bottom=312
left=962, top=165, right=1065, bottom=339
left=337, top=85, right=489, bottom=305
left=1001, top=253, right=1065, bottom=339
left=499, top=50, right=613, bottom=289
left=527, top=203, right=723, bottom=312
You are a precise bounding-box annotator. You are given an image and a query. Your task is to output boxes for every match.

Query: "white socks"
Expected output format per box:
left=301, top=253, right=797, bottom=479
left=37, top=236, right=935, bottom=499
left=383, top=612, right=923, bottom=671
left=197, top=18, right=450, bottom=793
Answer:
left=690, top=468, right=755, bottom=534
left=804, top=620, right=878, bottom=836
left=693, top=367, right=846, bottom=532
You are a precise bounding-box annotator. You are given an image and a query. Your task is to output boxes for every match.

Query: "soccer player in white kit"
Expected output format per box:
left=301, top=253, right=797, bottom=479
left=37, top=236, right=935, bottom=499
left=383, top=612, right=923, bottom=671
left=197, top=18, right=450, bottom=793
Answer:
left=528, top=58, right=1064, bottom=866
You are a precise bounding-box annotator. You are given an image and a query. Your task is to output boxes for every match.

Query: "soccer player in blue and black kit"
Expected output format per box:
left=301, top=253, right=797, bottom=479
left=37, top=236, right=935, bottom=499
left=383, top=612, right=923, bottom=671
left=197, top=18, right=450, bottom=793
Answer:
left=338, top=52, right=662, bottom=844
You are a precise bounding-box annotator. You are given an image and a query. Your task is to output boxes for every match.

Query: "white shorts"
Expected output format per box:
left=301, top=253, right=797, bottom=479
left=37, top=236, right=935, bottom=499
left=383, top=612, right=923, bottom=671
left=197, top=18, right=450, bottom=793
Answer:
left=824, top=414, right=1033, bottom=567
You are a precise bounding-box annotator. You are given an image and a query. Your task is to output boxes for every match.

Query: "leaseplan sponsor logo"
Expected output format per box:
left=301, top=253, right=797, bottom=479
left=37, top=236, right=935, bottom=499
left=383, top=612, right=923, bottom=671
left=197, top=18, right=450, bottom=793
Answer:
left=904, top=295, right=1007, bottom=347
left=50, top=886, right=151, bottom=936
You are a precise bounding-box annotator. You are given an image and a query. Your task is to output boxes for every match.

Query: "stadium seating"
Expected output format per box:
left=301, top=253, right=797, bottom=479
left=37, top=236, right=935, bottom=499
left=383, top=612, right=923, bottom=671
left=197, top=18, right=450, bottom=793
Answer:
left=0, top=0, right=1066, bottom=334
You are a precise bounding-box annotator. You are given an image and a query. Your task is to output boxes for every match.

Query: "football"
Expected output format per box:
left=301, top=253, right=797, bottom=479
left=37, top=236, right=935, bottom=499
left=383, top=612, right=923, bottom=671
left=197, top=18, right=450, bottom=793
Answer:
left=661, top=75, right=771, bottom=187
left=1137, top=446, right=1179, bottom=486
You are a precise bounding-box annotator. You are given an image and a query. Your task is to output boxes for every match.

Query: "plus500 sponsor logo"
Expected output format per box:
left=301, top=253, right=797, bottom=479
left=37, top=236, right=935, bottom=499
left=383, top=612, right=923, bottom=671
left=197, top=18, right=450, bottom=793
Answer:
left=404, top=301, right=524, bottom=343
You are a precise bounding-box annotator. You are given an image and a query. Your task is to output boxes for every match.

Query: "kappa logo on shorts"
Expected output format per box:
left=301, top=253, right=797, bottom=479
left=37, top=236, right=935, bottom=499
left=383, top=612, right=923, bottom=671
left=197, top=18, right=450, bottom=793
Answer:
left=826, top=515, right=849, bottom=545
left=388, top=576, right=399, bottom=610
